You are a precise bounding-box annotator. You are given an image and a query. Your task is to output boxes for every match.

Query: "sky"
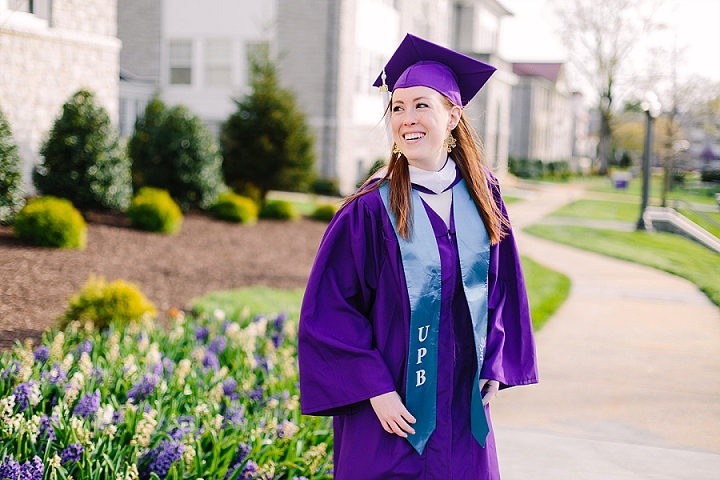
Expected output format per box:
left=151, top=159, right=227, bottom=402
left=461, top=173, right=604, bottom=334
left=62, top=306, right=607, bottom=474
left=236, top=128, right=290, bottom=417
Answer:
left=498, top=0, right=720, bottom=90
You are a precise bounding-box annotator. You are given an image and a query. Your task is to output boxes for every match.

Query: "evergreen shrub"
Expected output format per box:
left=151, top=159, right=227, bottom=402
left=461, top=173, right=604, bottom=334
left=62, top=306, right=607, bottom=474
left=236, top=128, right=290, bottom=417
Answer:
left=0, top=108, right=25, bottom=224
left=127, top=187, right=183, bottom=234
left=59, top=275, right=157, bottom=330
left=129, top=98, right=225, bottom=211
left=13, top=196, right=87, bottom=249
left=311, top=204, right=338, bottom=223
left=33, top=90, right=132, bottom=210
left=209, top=191, right=258, bottom=224
left=311, top=178, right=341, bottom=197
left=259, top=200, right=299, bottom=221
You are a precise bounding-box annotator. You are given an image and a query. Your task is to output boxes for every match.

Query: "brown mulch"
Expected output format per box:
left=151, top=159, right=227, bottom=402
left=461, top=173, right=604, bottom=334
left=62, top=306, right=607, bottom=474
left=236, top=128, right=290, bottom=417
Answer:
left=0, top=212, right=328, bottom=350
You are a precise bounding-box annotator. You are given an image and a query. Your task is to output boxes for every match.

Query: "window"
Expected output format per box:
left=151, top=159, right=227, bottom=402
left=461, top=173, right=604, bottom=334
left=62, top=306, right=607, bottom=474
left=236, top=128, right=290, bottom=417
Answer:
left=205, top=39, right=232, bottom=87
left=169, top=40, right=192, bottom=85
left=8, top=0, right=32, bottom=13
left=9, top=0, right=51, bottom=22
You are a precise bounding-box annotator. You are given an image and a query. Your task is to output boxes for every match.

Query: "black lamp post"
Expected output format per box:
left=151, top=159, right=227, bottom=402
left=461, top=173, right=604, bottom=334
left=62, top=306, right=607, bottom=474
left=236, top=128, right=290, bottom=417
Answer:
left=636, top=93, right=662, bottom=231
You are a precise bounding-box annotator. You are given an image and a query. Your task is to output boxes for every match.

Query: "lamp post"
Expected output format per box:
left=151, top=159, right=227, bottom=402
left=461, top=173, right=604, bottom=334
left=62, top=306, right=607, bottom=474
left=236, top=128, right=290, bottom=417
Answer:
left=636, top=92, right=662, bottom=231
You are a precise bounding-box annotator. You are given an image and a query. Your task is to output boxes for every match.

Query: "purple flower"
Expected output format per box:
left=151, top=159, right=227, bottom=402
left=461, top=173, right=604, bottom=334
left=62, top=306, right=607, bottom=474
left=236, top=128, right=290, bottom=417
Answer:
left=221, top=320, right=233, bottom=333
left=0, top=455, right=43, bottom=480
left=202, top=351, right=220, bottom=371
left=73, top=389, right=101, bottom=419
left=41, top=364, right=67, bottom=386
left=224, top=443, right=252, bottom=480
left=162, top=358, right=175, bottom=378
left=39, top=414, right=56, bottom=443
left=112, top=410, right=125, bottom=425
left=221, top=378, right=238, bottom=397
left=33, top=346, right=50, bottom=363
left=140, top=440, right=184, bottom=480
left=273, top=313, right=287, bottom=332
left=152, top=361, right=164, bottom=377
left=1, top=361, right=20, bottom=381
left=76, top=339, right=92, bottom=358
left=271, top=332, right=284, bottom=349
left=168, top=426, right=193, bottom=441
left=12, top=381, right=38, bottom=412
left=208, top=336, right=227, bottom=355
left=239, top=460, right=258, bottom=479
left=127, top=374, right=159, bottom=403
left=222, top=403, right=245, bottom=429
left=194, top=326, right=209, bottom=342
left=61, top=443, right=85, bottom=464
left=247, top=387, right=263, bottom=402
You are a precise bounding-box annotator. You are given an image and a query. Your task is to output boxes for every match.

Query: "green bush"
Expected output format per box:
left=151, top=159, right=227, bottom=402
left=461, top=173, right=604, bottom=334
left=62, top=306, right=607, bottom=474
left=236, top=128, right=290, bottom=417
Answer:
left=311, top=204, right=338, bottom=222
left=33, top=90, right=132, bottom=210
left=0, top=108, right=25, bottom=224
left=13, top=196, right=87, bottom=249
left=59, top=275, right=157, bottom=330
left=129, top=98, right=225, bottom=211
left=311, top=178, right=341, bottom=197
left=260, top=200, right=299, bottom=220
left=127, top=187, right=183, bottom=234
left=209, top=191, right=259, bottom=224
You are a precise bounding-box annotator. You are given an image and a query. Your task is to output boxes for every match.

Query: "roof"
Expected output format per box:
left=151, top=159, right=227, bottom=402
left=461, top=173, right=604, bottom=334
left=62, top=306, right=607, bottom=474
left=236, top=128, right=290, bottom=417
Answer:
left=512, top=63, right=563, bottom=83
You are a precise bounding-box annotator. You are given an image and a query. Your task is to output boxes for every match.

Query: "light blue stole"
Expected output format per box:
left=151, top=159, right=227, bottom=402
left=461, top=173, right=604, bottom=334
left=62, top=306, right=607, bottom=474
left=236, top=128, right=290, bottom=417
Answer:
left=379, top=179, right=491, bottom=454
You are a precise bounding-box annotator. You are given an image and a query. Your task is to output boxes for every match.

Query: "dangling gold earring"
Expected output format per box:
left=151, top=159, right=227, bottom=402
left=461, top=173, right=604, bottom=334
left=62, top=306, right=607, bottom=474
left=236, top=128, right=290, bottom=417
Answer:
left=392, top=144, right=402, bottom=156
left=445, top=133, right=457, bottom=153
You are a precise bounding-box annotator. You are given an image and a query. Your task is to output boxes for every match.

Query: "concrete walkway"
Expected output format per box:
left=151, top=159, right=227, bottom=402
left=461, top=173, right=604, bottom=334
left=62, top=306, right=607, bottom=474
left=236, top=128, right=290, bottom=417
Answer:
left=492, top=183, right=720, bottom=479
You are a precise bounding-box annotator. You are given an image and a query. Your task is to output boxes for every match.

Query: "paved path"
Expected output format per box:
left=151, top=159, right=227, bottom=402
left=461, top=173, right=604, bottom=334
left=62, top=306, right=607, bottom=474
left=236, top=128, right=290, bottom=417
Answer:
left=492, top=183, right=720, bottom=479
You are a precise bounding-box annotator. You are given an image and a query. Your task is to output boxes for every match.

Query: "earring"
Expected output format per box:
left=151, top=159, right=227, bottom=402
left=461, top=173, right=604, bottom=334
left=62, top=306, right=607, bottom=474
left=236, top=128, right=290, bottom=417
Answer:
left=445, top=133, right=457, bottom=153
left=392, top=143, right=402, bottom=156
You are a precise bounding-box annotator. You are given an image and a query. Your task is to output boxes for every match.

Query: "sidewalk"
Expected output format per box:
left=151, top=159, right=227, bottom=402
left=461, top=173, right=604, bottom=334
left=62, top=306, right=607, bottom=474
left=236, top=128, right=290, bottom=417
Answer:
left=493, top=183, right=720, bottom=479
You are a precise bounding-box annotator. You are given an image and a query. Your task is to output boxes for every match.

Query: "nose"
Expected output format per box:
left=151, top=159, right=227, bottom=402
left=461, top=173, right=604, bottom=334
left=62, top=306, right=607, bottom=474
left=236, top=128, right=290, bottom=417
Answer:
left=403, top=110, right=417, bottom=125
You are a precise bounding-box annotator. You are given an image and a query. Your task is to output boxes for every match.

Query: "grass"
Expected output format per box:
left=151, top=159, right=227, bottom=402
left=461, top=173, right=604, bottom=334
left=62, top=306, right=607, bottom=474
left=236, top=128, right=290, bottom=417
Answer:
left=521, top=255, right=571, bottom=331
left=677, top=208, right=720, bottom=239
left=549, top=199, right=640, bottom=223
left=192, top=259, right=571, bottom=334
left=525, top=224, right=720, bottom=307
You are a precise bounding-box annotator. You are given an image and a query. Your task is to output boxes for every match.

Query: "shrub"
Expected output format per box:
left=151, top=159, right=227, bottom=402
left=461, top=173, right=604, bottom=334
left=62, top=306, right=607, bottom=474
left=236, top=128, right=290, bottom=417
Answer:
left=129, top=99, right=225, bottom=211
left=209, top=191, right=259, bottom=224
left=311, top=204, right=338, bottom=222
left=0, top=108, right=25, bottom=224
left=221, top=48, right=315, bottom=202
left=13, top=196, right=86, bottom=249
left=259, top=200, right=299, bottom=220
left=33, top=90, right=132, bottom=210
left=311, top=178, right=341, bottom=197
left=127, top=187, right=183, bottom=234
left=701, top=169, right=720, bottom=183
left=59, top=275, right=156, bottom=330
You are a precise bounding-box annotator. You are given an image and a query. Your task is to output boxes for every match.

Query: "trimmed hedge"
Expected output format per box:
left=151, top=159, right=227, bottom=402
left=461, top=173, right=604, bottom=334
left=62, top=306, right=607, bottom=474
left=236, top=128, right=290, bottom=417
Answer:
left=127, top=187, right=183, bottom=234
left=311, top=204, right=338, bottom=223
left=13, top=196, right=87, bottom=249
left=259, top=200, right=299, bottom=221
left=209, top=191, right=259, bottom=224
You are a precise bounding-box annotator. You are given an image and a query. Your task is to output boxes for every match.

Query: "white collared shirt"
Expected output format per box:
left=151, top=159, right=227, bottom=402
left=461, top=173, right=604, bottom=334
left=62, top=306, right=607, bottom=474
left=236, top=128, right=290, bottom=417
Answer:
left=409, top=158, right=455, bottom=228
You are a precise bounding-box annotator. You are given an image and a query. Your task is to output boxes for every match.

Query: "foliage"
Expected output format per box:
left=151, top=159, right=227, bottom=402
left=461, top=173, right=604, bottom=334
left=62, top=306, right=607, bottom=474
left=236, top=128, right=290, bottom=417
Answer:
left=549, top=199, right=640, bottom=223
left=221, top=49, right=316, bottom=201
left=508, top=158, right=571, bottom=180
left=525, top=224, right=720, bottom=308
left=129, top=98, right=225, bottom=211
left=310, top=178, right=341, bottom=197
left=191, top=287, right=305, bottom=325
left=209, top=191, right=259, bottom=224
left=310, top=204, right=338, bottom=223
left=701, top=169, right=720, bottom=183
left=13, top=196, right=86, bottom=249
left=520, top=256, right=571, bottom=331
left=0, top=308, right=333, bottom=479
left=259, top=200, right=299, bottom=221
left=0, top=107, right=25, bottom=224
left=59, top=275, right=157, bottom=331
left=127, top=187, right=183, bottom=234
left=356, top=159, right=387, bottom=189
left=33, top=90, right=132, bottom=211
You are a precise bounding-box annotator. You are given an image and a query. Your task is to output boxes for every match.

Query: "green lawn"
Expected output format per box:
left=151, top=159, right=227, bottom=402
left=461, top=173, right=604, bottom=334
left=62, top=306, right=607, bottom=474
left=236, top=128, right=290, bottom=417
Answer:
left=677, top=208, right=720, bottom=239
left=549, top=199, right=640, bottom=223
left=525, top=224, right=720, bottom=307
left=192, top=258, right=570, bottom=333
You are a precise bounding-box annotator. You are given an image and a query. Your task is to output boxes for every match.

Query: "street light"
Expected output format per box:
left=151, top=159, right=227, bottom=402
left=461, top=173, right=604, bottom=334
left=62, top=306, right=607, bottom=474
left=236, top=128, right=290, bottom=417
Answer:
left=636, top=92, right=662, bottom=231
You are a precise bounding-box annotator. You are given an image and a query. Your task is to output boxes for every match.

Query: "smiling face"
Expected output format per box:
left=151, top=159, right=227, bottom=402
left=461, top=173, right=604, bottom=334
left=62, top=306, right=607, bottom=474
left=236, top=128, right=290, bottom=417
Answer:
left=391, top=86, right=462, bottom=171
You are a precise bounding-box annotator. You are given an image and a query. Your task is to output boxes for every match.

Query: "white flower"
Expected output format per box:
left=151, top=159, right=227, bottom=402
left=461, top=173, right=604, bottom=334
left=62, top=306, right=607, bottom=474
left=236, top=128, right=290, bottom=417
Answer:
left=145, top=343, right=161, bottom=365
left=213, top=309, right=226, bottom=322
left=137, top=336, right=150, bottom=354
left=28, top=383, right=42, bottom=407
left=49, top=332, right=65, bottom=362
left=79, top=352, right=93, bottom=377
left=96, top=404, right=115, bottom=429
left=191, top=347, right=206, bottom=363
left=193, top=402, right=209, bottom=417
left=61, top=353, right=74, bottom=372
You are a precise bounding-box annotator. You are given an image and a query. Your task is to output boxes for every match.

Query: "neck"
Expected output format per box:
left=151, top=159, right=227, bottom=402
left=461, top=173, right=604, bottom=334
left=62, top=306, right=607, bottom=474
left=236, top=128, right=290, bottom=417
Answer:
left=407, top=149, right=447, bottom=172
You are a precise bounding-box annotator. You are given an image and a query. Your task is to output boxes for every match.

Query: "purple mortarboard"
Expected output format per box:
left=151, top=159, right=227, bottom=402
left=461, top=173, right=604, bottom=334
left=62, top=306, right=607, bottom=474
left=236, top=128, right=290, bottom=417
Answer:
left=373, top=33, right=496, bottom=107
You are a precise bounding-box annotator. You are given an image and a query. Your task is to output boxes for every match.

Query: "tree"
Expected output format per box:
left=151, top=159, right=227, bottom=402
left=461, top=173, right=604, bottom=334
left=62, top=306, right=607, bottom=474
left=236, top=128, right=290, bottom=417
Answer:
left=221, top=48, right=316, bottom=202
left=129, top=99, right=225, bottom=211
left=34, top=90, right=132, bottom=210
left=0, top=107, right=25, bottom=224
left=553, top=0, right=664, bottom=175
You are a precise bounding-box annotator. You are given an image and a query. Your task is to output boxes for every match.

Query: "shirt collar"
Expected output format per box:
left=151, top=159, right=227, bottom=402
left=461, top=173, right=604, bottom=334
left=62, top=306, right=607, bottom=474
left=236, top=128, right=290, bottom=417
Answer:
left=409, top=157, right=457, bottom=194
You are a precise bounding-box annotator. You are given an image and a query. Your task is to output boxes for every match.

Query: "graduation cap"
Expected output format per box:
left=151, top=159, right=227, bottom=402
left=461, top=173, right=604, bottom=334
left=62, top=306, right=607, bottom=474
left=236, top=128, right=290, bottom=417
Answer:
left=373, top=33, right=496, bottom=107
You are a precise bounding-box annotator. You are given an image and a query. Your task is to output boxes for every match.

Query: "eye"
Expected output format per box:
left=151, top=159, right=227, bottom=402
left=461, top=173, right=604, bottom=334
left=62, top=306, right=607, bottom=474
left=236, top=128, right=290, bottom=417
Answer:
left=416, top=102, right=429, bottom=108
left=392, top=105, right=404, bottom=112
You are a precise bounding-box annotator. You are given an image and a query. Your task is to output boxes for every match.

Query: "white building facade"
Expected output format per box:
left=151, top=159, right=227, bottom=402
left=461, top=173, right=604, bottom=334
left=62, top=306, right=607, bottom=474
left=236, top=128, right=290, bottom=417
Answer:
left=0, top=0, right=121, bottom=186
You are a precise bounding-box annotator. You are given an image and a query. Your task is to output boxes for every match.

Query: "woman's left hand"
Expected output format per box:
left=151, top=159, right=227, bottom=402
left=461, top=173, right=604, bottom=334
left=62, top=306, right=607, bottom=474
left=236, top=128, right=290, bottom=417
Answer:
left=479, top=379, right=500, bottom=405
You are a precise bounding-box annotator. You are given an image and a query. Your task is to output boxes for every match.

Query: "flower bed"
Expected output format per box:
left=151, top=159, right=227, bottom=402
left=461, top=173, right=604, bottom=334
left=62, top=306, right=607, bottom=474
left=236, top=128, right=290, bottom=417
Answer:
left=0, top=309, right=332, bottom=479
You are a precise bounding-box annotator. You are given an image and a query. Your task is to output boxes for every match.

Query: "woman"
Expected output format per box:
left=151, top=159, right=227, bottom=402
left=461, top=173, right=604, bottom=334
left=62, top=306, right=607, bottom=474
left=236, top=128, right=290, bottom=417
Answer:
left=298, top=34, right=538, bottom=479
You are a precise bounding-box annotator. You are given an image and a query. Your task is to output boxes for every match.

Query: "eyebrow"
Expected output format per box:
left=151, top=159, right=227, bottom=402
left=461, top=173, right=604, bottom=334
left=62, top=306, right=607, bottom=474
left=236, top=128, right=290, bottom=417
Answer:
left=392, top=96, right=430, bottom=104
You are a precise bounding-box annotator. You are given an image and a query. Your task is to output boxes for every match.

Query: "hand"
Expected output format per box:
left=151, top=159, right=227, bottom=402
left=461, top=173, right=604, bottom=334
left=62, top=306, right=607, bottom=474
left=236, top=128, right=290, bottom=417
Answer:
left=369, top=391, right=417, bottom=438
left=479, top=379, right=500, bottom=406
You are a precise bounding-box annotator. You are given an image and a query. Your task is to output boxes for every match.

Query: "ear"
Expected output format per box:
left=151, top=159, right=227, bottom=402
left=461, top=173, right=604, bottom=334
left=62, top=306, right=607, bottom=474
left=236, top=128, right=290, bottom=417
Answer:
left=448, top=105, right=462, bottom=131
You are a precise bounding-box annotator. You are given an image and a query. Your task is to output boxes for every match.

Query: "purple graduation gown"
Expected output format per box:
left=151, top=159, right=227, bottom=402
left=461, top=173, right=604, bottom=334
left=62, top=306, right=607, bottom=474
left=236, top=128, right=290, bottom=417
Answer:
left=298, top=176, right=538, bottom=479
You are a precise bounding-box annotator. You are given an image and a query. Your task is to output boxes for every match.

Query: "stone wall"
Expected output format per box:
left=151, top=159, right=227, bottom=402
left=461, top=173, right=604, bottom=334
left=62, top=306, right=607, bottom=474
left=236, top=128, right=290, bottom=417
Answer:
left=0, top=1, right=121, bottom=187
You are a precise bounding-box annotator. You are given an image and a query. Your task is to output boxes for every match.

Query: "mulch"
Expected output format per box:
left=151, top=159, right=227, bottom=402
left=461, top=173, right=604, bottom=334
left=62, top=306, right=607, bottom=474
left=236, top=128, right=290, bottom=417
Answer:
left=0, top=211, right=328, bottom=350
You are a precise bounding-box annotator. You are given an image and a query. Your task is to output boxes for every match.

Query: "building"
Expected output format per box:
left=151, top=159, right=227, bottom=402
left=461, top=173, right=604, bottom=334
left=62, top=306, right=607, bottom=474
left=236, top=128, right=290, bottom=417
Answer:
left=509, top=62, right=573, bottom=163
left=0, top=0, right=121, bottom=187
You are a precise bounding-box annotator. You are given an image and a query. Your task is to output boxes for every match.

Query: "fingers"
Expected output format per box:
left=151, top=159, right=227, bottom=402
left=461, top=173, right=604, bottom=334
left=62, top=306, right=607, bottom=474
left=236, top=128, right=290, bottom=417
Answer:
left=370, top=392, right=417, bottom=437
left=481, top=379, right=500, bottom=406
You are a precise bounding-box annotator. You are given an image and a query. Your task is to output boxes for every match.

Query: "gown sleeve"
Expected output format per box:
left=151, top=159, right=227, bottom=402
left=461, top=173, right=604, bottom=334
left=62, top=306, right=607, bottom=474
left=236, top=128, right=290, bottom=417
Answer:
left=298, top=194, right=397, bottom=416
left=479, top=179, right=539, bottom=388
